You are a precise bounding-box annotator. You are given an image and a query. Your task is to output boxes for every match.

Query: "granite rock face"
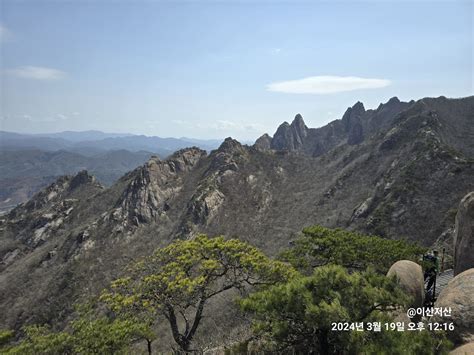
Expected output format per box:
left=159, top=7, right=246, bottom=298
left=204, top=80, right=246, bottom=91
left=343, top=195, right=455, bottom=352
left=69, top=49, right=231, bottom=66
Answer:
left=266, top=98, right=414, bottom=157
left=254, top=133, right=272, bottom=151
left=114, top=147, right=206, bottom=227
left=434, top=268, right=474, bottom=345
left=270, top=114, right=308, bottom=151
left=0, top=170, right=103, bottom=266
left=342, top=101, right=365, bottom=145
left=454, top=192, right=474, bottom=276
left=450, top=342, right=474, bottom=354
left=183, top=138, right=248, bottom=234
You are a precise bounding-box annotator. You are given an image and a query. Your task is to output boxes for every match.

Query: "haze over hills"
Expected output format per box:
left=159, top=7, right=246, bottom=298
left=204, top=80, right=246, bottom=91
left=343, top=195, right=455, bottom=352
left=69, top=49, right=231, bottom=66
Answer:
left=35, top=130, right=135, bottom=142
left=0, top=130, right=222, bottom=155
left=1, top=95, right=473, bottom=348
left=0, top=149, right=157, bottom=213
left=0, top=132, right=224, bottom=213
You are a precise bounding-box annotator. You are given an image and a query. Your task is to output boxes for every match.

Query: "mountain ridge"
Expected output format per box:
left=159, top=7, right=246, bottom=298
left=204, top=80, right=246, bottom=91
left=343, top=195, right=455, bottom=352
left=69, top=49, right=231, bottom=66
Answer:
left=261, top=96, right=417, bottom=156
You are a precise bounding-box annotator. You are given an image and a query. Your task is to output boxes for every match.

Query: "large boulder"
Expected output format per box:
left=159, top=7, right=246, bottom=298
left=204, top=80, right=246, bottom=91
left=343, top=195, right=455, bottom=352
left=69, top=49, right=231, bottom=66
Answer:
left=386, top=260, right=425, bottom=308
left=454, top=192, right=474, bottom=276
left=450, top=342, right=474, bottom=355
left=434, top=268, right=474, bottom=345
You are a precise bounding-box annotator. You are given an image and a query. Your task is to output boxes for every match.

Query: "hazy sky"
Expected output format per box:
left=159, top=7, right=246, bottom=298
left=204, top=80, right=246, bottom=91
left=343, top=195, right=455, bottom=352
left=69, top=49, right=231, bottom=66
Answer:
left=0, top=0, right=472, bottom=140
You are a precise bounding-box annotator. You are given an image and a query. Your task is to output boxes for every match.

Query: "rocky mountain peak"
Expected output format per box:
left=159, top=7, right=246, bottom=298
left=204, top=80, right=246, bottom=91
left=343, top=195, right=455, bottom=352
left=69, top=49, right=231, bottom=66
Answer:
left=271, top=114, right=308, bottom=151
left=264, top=97, right=416, bottom=155
left=167, top=147, right=207, bottom=171
left=254, top=133, right=272, bottom=151
left=291, top=113, right=308, bottom=137
left=342, top=102, right=366, bottom=145
left=69, top=170, right=97, bottom=190
left=375, top=97, right=404, bottom=113
left=8, top=171, right=102, bottom=219
left=207, top=137, right=248, bottom=174
left=183, top=138, right=248, bottom=233
left=291, top=113, right=305, bottom=126
left=387, top=96, right=401, bottom=104
left=169, top=146, right=206, bottom=159
left=353, top=101, right=365, bottom=111
left=108, top=147, right=207, bottom=230
left=342, top=101, right=366, bottom=124
left=216, top=137, right=245, bottom=154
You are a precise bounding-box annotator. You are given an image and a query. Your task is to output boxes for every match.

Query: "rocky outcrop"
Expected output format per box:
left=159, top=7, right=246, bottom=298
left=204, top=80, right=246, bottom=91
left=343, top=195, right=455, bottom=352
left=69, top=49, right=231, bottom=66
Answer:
left=208, top=138, right=248, bottom=174
left=347, top=120, right=364, bottom=145
left=263, top=97, right=416, bottom=157
left=69, top=170, right=97, bottom=190
left=189, top=186, right=225, bottom=225
left=270, top=114, right=308, bottom=151
left=454, top=192, right=474, bottom=276
left=434, top=268, right=474, bottom=345
left=450, top=342, right=474, bottom=354
left=113, top=147, right=206, bottom=228
left=254, top=133, right=272, bottom=151
left=6, top=171, right=102, bottom=224
left=182, top=139, right=247, bottom=232
left=0, top=171, right=103, bottom=265
left=215, top=137, right=247, bottom=156
left=342, top=102, right=365, bottom=145
left=363, top=97, right=412, bottom=135
left=7, top=170, right=101, bottom=218
left=386, top=260, right=425, bottom=309
left=291, top=114, right=308, bottom=141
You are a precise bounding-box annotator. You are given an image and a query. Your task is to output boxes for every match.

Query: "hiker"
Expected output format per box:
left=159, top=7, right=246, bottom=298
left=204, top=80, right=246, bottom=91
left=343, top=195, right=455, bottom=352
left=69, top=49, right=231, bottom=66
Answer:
left=423, top=250, right=439, bottom=302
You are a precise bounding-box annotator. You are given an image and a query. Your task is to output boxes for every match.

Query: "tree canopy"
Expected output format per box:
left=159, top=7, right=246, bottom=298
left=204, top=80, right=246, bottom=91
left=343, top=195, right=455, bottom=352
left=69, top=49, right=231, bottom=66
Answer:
left=1, top=316, right=152, bottom=355
left=1, top=228, right=448, bottom=354
left=240, top=264, right=451, bottom=354
left=241, top=264, right=407, bottom=353
left=100, top=234, right=293, bottom=351
left=280, top=225, right=426, bottom=274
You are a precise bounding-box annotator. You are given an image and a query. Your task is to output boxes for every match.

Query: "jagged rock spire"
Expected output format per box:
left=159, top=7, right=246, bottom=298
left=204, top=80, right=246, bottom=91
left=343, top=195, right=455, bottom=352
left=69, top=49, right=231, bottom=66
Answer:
left=342, top=102, right=366, bottom=145
left=270, top=114, right=308, bottom=151
left=291, top=113, right=308, bottom=139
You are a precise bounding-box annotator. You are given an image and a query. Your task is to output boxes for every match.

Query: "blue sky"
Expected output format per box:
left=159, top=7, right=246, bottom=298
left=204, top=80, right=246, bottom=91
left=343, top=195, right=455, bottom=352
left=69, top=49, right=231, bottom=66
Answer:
left=0, top=0, right=472, bottom=140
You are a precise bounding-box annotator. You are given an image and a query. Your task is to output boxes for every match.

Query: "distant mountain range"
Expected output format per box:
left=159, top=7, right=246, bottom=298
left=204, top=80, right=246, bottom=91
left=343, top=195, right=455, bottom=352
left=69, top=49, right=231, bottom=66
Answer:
left=0, top=149, right=156, bottom=213
left=0, top=131, right=224, bottom=213
left=0, top=130, right=222, bottom=156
